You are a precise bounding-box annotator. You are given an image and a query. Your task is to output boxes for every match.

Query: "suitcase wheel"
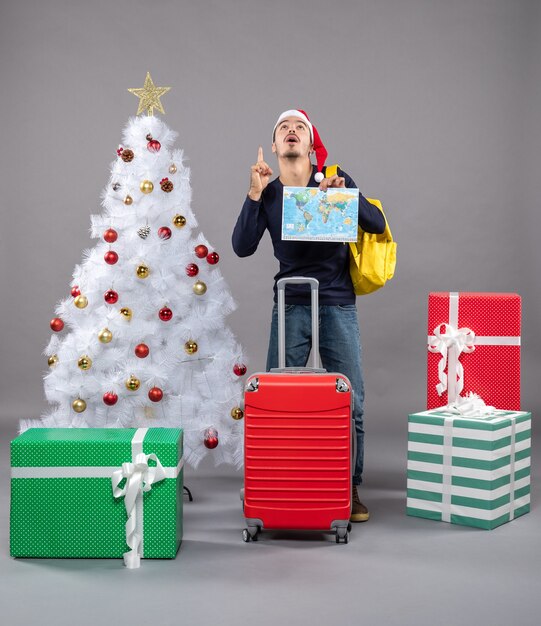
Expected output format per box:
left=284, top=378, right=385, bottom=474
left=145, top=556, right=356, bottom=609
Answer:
left=336, top=528, right=349, bottom=544
left=242, top=527, right=259, bottom=542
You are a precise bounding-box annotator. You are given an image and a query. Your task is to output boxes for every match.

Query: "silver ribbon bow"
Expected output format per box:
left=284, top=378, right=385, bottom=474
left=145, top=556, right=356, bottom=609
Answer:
left=112, top=452, right=166, bottom=569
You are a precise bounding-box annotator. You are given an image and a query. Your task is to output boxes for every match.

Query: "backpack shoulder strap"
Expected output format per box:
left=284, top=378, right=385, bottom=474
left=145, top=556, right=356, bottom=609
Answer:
left=324, top=164, right=339, bottom=178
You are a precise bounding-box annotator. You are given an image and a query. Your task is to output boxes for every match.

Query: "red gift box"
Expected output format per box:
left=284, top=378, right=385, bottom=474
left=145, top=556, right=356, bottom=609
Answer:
left=427, top=292, right=521, bottom=410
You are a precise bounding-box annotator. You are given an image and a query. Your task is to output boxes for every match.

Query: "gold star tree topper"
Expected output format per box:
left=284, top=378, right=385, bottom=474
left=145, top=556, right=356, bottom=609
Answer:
left=128, top=72, right=171, bottom=116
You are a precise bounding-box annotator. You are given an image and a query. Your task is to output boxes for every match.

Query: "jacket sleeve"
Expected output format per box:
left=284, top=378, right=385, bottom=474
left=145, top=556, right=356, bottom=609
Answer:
left=340, top=168, right=386, bottom=234
left=232, top=196, right=268, bottom=257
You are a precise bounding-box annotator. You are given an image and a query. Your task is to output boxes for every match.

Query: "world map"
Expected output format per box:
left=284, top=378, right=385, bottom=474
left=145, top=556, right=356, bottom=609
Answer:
left=282, top=186, right=359, bottom=242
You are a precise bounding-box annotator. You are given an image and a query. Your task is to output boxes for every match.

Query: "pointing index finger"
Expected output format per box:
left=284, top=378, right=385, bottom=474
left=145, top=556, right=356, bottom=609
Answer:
left=257, top=146, right=264, bottom=163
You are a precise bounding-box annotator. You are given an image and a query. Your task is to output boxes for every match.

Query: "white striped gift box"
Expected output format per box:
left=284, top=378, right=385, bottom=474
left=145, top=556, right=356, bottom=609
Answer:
left=407, top=409, right=531, bottom=529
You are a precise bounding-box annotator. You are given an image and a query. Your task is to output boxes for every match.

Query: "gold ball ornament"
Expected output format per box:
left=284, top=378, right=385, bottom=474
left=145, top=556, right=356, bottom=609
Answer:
left=98, top=328, right=113, bottom=343
left=124, top=194, right=133, bottom=205
left=78, top=355, right=92, bottom=370
left=230, top=407, right=244, bottom=421
left=193, top=280, right=207, bottom=296
left=173, top=214, right=186, bottom=228
left=126, top=375, right=141, bottom=391
left=136, top=263, right=150, bottom=279
left=140, top=180, right=154, bottom=194
left=72, top=398, right=87, bottom=413
left=74, top=295, right=88, bottom=309
left=169, top=163, right=177, bottom=174
left=120, top=307, right=133, bottom=321
left=48, top=354, right=59, bottom=367
left=184, top=340, right=198, bottom=355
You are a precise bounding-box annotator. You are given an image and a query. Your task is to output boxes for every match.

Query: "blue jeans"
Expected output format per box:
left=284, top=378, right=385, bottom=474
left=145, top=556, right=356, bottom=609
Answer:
left=266, top=304, right=365, bottom=485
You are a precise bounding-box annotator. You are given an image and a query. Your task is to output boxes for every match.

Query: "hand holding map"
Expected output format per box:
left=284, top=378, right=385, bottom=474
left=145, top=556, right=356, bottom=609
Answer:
left=318, top=174, right=346, bottom=191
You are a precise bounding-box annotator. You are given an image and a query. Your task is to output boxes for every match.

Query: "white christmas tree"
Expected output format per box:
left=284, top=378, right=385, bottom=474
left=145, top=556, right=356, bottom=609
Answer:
left=26, top=74, right=247, bottom=468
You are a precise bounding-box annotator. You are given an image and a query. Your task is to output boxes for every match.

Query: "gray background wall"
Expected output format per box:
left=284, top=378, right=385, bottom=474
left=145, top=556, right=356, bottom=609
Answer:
left=1, top=0, right=539, bottom=434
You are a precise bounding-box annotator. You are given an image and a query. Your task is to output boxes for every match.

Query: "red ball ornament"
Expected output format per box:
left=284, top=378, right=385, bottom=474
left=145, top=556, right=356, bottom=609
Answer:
left=71, top=285, right=81, bottom=297
left=233, top=363, right=247, bottom=376
left=135, top=343, right=150, bottom=358
left=158, top=226, right=172, bottom=240
left=148, top=387, right=163, bottom=402
left=159, top=307, right=173, bottom=321
left=147, top=139, right=161, bottom=153
left=104, top=289, right=119, bottom=304
left=103, top=392, right=118, bottom=406
left=103, top=228, right=118, bottom=243
left=204, top=428, right=219, bottom=449
left=185, top=263, right=199, bottom=277
left=195, top=244, right=209, bottom=259
left=50, top=318, right=64, bottom=332
left=104, top=250, right=119, bottom=265
left=206, top=251, right=220, bottom=265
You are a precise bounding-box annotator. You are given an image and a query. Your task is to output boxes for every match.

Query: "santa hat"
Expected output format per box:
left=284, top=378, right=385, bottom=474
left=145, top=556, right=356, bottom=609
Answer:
left=272, top=109, right=328, bottom=183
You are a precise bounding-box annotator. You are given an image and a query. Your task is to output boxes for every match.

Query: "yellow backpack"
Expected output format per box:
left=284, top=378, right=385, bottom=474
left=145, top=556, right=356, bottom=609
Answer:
left=326, top=165, right=397, bottom=296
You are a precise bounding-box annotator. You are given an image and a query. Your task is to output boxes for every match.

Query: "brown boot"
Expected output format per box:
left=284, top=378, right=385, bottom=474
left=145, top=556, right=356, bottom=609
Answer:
left=350, top=485, right=370, bottom=522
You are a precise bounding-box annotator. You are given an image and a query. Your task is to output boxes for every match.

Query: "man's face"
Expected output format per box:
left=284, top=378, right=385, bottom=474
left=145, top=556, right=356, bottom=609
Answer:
left=272, top=117, right=313, bottom=159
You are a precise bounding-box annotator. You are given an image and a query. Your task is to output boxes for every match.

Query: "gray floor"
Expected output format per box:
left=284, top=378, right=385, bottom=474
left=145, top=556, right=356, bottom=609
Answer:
left=1, top=420, right=539, bottom=626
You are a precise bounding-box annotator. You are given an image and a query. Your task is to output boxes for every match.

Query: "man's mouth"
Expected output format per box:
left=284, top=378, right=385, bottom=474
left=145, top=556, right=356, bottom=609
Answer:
left=285, top=134, right=299, bottom=143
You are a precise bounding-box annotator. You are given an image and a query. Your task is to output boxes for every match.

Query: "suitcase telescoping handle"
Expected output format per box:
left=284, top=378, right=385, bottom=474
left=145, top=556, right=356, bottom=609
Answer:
left=276, top=276, right=320, bottom=370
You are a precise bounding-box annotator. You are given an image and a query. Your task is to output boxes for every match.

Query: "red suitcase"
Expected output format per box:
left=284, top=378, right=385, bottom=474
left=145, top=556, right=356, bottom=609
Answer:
left=242, top=277, right=353, bottom=543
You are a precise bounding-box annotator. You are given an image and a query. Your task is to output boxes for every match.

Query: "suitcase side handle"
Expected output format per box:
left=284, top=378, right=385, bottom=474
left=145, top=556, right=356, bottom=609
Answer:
left=276, top=277, right=319, bottom=369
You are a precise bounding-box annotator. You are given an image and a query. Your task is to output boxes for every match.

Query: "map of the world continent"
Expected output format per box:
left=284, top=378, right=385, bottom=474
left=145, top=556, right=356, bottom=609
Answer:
left=282, top=186, right=359, bottom=242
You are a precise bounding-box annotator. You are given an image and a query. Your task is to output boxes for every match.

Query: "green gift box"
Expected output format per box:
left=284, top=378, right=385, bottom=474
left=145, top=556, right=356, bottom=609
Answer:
left=407, top=409, right=531, bottom=530
left=10, top=427, right=183, bottom=566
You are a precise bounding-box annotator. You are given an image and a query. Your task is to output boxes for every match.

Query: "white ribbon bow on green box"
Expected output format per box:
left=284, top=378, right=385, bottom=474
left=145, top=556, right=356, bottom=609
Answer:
left=111, top=428, right=178, bottom=569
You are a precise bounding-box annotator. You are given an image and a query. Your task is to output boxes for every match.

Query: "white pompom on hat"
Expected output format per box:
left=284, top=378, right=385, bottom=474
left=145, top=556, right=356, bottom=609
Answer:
left=272, top=109, right=328, bottom=183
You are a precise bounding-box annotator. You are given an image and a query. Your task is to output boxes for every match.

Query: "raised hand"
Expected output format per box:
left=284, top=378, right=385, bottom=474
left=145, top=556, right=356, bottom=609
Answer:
left=248, top=146, right=273, bottom=201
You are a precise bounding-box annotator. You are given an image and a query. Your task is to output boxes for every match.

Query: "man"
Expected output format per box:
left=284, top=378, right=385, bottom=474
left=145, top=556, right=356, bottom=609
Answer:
left=232, top=109, right=385, bottom=522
